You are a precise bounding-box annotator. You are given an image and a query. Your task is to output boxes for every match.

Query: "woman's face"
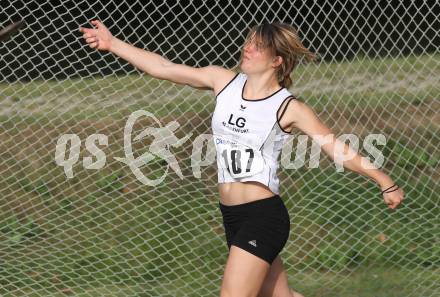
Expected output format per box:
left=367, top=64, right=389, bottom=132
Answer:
left=240, top=34, right=278, bottom=74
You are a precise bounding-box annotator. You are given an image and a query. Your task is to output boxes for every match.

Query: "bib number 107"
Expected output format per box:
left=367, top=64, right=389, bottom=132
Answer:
left=221, top=148, right=255, bottom=175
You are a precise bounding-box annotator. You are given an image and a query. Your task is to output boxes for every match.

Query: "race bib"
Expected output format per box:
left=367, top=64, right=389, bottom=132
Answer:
left=215, top=136, right=264, bottom=178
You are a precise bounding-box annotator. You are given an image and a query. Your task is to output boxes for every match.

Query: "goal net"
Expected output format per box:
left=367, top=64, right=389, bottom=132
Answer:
left=0, top=1, right=438, bottom=296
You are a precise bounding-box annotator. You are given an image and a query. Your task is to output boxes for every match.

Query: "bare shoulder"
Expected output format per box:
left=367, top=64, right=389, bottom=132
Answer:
left=204, top=65, right=237, bottom=97
left=285, top=98, right=314, bottom=119
left=278, top=97, right=316, bottom=133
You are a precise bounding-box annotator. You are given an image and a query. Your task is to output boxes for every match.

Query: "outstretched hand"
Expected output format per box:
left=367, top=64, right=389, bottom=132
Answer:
left=79, top=20, right=113, bottom=51
left=382, top=186, right=404, bottom=210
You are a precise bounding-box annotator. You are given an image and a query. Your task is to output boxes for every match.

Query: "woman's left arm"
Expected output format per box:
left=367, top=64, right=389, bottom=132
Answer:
left=285, top=100, right=404, bottom=209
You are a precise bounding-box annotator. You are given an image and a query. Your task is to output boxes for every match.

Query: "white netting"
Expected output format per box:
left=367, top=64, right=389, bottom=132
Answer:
left=0, top=1, right=439, bottom=296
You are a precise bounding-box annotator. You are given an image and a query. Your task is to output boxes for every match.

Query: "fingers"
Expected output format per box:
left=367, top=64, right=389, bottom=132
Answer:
left=91, top=19, right=104, bottom=29
left=386, top=197, right=403, bottom=209
left=81, top=31, right=98, bottom=46
left=389, top=202, right=398, bottom=209
left=386, top=200, right=397, bottom=209
left=79, top=23, right=101, bottom=49
left=81, top=34, right=99, bottom=48
left=79, top=19, right=103, bottom=34
left=386, top=199, right=395, bottom=209
left=382, top=187, right=405, bottom=210
left=89, top=40, right=99, bottom=49
left=79, top=27, right=93, bottom=34
left=85, top=36, right=97, bottom=43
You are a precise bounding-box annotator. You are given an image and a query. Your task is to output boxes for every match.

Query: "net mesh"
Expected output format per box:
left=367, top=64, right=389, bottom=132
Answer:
left=0, top=1, right=439, bottom=296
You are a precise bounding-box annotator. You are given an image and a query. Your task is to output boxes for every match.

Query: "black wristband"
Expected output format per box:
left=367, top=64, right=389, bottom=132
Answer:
left=384, top=187, right=399, bottom=194
left=381, top=184, right=398, bottom=195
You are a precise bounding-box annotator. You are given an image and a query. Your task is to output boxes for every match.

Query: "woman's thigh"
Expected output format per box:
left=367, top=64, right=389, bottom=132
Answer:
left=257, top=255, right=291, bottom=297
left=220, top=245, right=271, bottom=297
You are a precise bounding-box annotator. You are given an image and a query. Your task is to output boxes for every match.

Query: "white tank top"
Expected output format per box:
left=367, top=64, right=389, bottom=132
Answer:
left=211, top=72, right=296, bottom=195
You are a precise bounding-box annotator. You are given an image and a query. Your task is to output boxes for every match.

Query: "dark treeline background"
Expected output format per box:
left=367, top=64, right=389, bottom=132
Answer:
left=1, top=0, right=438, bottom=81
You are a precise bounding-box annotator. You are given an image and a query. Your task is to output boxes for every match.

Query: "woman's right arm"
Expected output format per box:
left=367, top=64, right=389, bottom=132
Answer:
left=80, top=20, right=235, bottom=92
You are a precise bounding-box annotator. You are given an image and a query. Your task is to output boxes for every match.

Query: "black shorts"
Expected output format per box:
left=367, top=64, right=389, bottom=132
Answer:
left=219, top=194, right=290, bottom=265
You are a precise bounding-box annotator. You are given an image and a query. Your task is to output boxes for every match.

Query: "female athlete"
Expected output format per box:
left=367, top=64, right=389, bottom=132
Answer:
left=80, top=20, right=404, bottom=297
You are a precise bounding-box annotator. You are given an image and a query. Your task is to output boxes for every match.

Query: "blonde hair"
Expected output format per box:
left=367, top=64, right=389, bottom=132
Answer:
left=237, top=22, right=317, bottom=89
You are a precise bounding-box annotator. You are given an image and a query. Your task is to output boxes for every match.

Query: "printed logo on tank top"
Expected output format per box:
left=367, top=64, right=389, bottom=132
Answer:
left=221, top=113, right=249, bottom=134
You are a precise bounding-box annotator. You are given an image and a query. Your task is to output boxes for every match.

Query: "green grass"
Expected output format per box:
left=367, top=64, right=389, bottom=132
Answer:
left=3, top=268, right=440, bottom=297
left=2, top=267, right=439, bottom=297
left=0, top=53, right=439, bottom=296
left=1, top=53, right=438, bottom=122
left=288, top=266, right=440, bottom=297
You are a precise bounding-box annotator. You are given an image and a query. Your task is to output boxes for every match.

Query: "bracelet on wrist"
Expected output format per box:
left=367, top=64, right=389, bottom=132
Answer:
left=381, top=184, right=399, bottom=195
